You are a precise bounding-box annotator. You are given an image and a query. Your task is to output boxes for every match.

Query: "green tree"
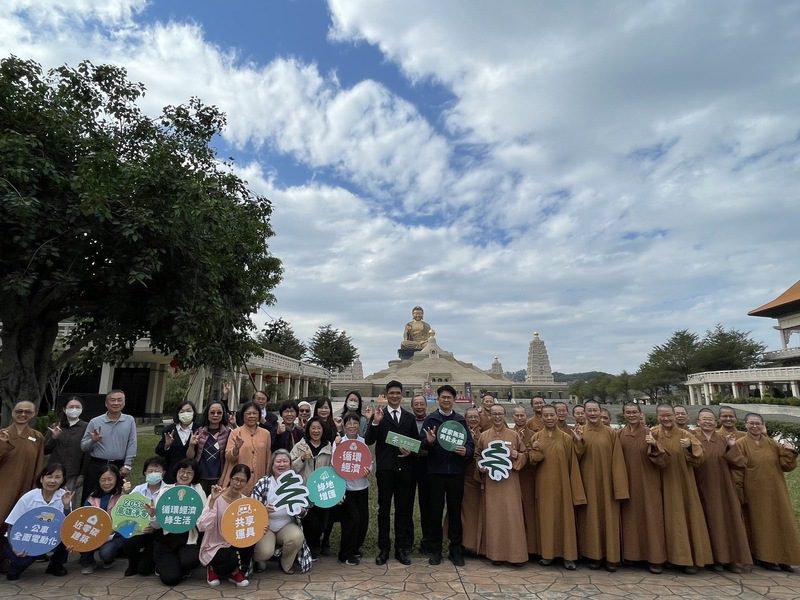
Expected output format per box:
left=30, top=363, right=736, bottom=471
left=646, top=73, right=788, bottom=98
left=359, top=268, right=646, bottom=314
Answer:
left=307, top=325, right=357, bottom=373
left=258, top=318, right=306, bottom=360
left=0, top=57, right=282, bottom=424
left=696, top=324, right=766, bottom=371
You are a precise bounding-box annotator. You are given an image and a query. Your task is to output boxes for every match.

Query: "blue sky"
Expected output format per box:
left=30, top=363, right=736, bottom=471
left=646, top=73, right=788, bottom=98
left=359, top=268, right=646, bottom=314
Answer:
left=4, top=0, right=800, bottom=377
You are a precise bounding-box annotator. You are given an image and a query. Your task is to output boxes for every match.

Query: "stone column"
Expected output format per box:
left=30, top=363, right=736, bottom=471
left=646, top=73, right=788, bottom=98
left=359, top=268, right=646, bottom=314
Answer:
left=145, top=367, right=167, bottom=417
left=254, top=371, right=264, bottom=395
left=688, top=385, right=696, bottom=406
left=731, top=382, right=740, bottom=399
left=98, top=363, right=115, bottom=394
left=283, top=376, right=291, bottom=400
left=302, top=378, right=309, bottom=398
left=758, top=381, right=767, bottom=398
left=791, top=381, right=800, bottom=399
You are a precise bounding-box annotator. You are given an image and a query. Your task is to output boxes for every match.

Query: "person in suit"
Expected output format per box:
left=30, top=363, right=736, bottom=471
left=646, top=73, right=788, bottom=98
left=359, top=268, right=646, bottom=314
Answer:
left=364, top=380, right=418, bottom=566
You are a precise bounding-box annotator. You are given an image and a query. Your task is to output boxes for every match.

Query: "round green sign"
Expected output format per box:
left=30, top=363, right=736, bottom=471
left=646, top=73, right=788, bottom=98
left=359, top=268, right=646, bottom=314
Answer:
left=156, top=486, right=204, bottom=533
left=111, top=492, right=151, bottom=538
left=307, top=466, right=346, bottom=508
left=437, top=420, right=468, bottom=451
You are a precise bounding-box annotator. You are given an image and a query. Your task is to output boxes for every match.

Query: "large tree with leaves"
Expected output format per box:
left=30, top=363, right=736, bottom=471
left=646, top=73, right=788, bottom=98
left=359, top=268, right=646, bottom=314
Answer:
left=258, top=318, right=306, bottom=360
left=0, top=57, right=282, bottom=424
left=307, top=325, right=357, bottom=373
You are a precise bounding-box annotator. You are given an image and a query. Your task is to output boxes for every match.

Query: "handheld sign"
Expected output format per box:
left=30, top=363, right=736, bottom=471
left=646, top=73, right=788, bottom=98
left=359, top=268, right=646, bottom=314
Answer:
left=272, top=470, right=310, bottom=516
left=307, top=467, right=346, bottom=508
left=437, top=420, right=468, bottom=452
left=156, top=486, right=204, bottom=533
left=221, top=497, right=268, bottom=548
left=386, top=431, right=421, bottom=454
left=478, top=440, right=513, bottom=481
left=61, top=506, right=113, bottom=552
left=332, top=439, right=371, bottom=480
left=9, top=507, right=64, bottom=555
left=111, top=492, right=151, bottom=538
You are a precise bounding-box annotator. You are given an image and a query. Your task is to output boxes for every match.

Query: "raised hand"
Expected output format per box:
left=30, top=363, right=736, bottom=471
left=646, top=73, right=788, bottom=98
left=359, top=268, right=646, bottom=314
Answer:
left=90, top=427, right=102, bottom=443
left=277, top=422, right=286, bottom=435
left=680, top=436, right=691, bottom=449
left=163, top=432, right=173, bottom=449
left=373, top=406, right=384, bottom=424
left=0, top=429, right=9, bottom=443
left=233, top=436, right=245, bottom=451
left=531, top=440, right=541, bottom=451
left=364, top=405, right=374, bottom=420
left=189, top=432, right=199, bottom=447
left=726, top=433, right=737, bottom=447
left=572, top=427, right=583, bottom=442
left=425, top=426, right=437, bottom=444
left=48, top=424, right=62, bottom=439
left=61, top=489, right=74, bottom=508
left=210, top=484, right=224, bottom=502
left=645, top=432, right=656, bottom=446
left=122, top=480, right=132, bottom=494
left=222, top=382, right=231, bottom=398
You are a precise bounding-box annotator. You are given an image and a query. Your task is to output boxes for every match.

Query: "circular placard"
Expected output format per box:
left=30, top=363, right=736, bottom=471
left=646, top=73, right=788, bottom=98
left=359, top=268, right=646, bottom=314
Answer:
left=220, top=497, right=268, bottom=548
left=307, top=466, right=346, bottom=508
left=110, top=492, right=151, bottom=538
left=156, top=486, right=204, bottom=533
left=332, top=439, right=371, bottom=481
left=9, top=507, right=64, bottom=555
left=437, top=420, right=468, bottom=451
left=60, top=506, right=113, bottom=552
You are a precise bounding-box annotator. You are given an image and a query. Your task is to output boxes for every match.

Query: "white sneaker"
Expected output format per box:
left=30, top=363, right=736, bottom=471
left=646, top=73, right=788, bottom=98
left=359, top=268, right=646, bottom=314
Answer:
left=80, top=564, right=96, bottom=575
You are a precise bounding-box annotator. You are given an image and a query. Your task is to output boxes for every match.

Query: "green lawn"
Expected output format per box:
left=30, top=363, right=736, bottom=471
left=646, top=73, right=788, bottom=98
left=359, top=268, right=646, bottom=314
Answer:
left=134, top=432, right=800, bottom=555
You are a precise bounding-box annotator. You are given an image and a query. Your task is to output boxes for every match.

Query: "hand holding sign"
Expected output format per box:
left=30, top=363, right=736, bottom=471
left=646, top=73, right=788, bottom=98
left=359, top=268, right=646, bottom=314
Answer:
left=221, top=498, right=268, bottom=548
left=156, top=486, right=204, bottom=533
left=437, top=421, right=467, bottom=452
left=9, top=508, right=64, bottom=555
left=273, top=470, right=309, bottom=516
left=332, top=440, right=371, bottom=480
left=307, top=467, right=346, bottom=508
left=60, top=506, right=113, bottom=552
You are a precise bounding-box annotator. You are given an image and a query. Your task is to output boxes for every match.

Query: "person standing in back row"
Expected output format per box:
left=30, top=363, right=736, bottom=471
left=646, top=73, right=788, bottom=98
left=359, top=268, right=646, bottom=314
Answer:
left=80, top=390, right=137, bottom=503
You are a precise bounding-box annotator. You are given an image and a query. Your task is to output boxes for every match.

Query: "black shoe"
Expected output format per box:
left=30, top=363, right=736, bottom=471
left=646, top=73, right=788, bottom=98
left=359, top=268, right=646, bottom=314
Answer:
left=780, top=564, right=795, bottom=573
left=395, top=550, right=411, bottom=566
left=45, top=563, right=67, bottom=577
left=6, top=573, right=20, bottom=581
left=124, top=565, right=137, bottom=577
left=429, top=554, right=442, bottom=566
left=448, top=551, right=465, bottom=567
left=321, top=544, right=331, bottom=557
left=587, top=561, right=601, bottom=570
left=375, top=552, right=388, bottom=566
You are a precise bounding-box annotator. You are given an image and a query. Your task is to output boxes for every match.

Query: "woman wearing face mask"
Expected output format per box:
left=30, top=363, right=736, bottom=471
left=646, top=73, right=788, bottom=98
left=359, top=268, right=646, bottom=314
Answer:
left=152, top=459, right=208, bottom=586
left=156, top=401, right=200, bottom=484
left=197, top=464, right=253, bottom=587
left=290, top=417, right=333, bottom=559
left=79, top=464, right=130, bottom=574
left=4, top=463, right=74, bottom=580
left=187, top=401, right=231, bottom=496
left=122, top=457, right=167, bottom=577
left=44, top=397, right=88, bottom=503
left=340, top=391, right=369, bottom=437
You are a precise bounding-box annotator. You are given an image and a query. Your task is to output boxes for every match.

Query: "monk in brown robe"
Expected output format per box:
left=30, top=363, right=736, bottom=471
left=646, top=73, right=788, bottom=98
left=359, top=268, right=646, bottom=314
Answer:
left=554, top=402, right=571, bottom=434
left=477, top=404, right=528, bottom=565
left=529, top=404, right=586, bottom=570
left=572, top=404, right=586, bottom=428
left=525, top=396, right=545, bottom=434
left=513, top=405, right=538, bottom=557
left=576, top=400, right=629, bottom=571
left=599, top=408, right=612, bottom=427
left=651, top=404, right=713, bottom=573
left=461, top=408, right=483, bottom=555
left=617, top=402, right=668, bottom=573
left=693, top=408, right=751, bottom=573
left=674, top=405, right=692, bottom=432
left=717, top=406, right=746, bottom=440
left=476, top=393, right=495, bottom=432
left=736, top=413, right=800, bottom=572
left=0, top=401, right=45, bottom=526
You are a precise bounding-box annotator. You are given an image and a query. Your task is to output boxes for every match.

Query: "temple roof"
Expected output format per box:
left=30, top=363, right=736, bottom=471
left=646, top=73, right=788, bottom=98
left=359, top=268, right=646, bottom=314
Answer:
left=748, top=280, right=800, bottom=318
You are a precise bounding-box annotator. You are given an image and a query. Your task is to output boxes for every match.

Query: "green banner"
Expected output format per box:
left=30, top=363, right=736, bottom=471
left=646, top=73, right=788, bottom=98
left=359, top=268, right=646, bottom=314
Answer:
left=385, top=431, right=421, bottom=453
left=437, top=420, right=468, bottom=452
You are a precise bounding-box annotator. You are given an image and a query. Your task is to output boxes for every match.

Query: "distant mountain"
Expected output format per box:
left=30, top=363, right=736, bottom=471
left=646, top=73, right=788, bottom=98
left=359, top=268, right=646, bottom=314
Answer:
left=553, top=371, right=611, bottom=383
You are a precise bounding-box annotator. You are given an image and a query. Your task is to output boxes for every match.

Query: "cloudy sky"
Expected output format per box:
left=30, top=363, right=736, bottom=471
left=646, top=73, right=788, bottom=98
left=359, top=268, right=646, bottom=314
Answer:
left=5, top=0, right=800, bottom=376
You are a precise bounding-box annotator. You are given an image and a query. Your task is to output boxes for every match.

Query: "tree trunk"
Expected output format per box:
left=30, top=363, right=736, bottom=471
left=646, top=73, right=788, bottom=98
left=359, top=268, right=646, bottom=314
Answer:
left=0, top=308, right=59, bottom=427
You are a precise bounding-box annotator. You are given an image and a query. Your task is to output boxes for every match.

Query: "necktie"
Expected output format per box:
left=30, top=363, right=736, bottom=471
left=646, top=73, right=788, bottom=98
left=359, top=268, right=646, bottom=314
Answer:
left=393, top=410, right=400, bottom=424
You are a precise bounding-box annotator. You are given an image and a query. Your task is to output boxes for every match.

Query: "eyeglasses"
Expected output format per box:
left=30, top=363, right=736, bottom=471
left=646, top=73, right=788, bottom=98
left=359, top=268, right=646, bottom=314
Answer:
left=13, top=409, right=34, bottom=415
left=230, top=477, right=248, bottom=484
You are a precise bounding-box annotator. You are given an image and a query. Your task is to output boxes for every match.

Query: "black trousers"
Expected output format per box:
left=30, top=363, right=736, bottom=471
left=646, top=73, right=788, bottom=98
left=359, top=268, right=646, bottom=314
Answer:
left=303, top=505, right=330, bottom=554
left=152, top=531, right=200, bottom=586
left=338, top=488, right=369, bottom=561
left=375, top=467, right=414, bottom=553
left=123, top=531, right=156, bottom=575
left=208, top=546, right=252, bottom=578
left=428, top=474, right=464, bottom=554
left=412, top=458, right=434, bottom=552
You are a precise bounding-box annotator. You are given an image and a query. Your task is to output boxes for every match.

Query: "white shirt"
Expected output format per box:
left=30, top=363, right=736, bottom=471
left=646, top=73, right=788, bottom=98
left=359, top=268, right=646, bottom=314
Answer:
left=131, top=482, right=166, bottom=528
left=5, top=488, right=67, bottom=526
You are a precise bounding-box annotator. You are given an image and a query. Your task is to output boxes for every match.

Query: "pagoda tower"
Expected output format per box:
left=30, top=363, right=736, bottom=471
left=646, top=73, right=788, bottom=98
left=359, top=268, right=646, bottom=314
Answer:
left=525, top=332, right=555, bottom=384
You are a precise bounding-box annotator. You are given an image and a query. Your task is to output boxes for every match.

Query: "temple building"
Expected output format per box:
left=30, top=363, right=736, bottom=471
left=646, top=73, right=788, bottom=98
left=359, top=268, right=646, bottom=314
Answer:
left=685, top=281, right=800, bottom=404
left=526, top=332, right=555, bottom=384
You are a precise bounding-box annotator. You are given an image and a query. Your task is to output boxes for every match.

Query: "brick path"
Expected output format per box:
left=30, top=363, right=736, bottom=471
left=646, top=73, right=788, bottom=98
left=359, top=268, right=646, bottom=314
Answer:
left=2, top=556, right=799, bottom=599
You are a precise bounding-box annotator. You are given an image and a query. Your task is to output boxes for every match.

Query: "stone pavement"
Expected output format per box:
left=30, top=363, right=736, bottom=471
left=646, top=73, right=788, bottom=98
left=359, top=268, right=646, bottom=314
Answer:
left=3, top=557, right=800, bottom=600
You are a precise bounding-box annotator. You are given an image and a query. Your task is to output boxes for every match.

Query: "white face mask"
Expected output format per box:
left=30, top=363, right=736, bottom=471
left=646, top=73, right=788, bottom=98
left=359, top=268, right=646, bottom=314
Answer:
left=178, top=411, right=194, bottom=425
left=346, top=400, right=359, bottom=411
left=65, top=408, right=82, bottom=420
left=146, top=472, right=163, bottom=485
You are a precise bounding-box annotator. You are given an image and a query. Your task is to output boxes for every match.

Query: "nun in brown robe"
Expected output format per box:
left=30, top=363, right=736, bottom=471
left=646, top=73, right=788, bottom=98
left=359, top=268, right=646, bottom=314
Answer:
left=735, top=413, right=800, bottom=571
left=575, top=402, right=629, bottom=571
left=513, top=413, right=538, bottom=556
left=476, top=406, right=528, bottom=564
left=0, top=402, right=45, bottom=527
left=617, top=403, right=668, bottom=573
left=529, top=405, right=586, bottom=569
left=651, top=404, right=713, bottom=573
left=693, top=408, right=751, bottom=572
left=460, top=409, right=483, bottom=555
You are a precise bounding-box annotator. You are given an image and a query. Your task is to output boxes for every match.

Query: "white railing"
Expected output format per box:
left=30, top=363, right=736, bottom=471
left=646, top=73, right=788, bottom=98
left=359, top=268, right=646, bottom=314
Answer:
left=687, top=366, right=800, bottom=384
left=764, top=347, right=800, bottom=360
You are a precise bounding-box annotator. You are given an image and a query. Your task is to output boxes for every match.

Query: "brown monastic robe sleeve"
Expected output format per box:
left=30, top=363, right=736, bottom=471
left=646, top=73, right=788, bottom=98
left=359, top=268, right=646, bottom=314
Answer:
left=683, top=431, right=704, bottom=468
left=778, top=443, right=799, bottom=472
left=567, top=436, right=587, bottom=506
left=512, top=434, right=527, bottom=471
left=610, top=432, right=630, bottom=501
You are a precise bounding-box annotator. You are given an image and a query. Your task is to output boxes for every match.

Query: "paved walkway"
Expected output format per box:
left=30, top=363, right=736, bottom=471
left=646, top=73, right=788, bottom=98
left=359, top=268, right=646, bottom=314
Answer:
left=2, top=557, right=799, bottom=599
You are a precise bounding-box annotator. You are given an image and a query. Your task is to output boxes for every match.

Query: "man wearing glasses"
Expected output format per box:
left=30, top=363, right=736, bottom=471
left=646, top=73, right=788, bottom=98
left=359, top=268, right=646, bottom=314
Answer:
left=80, top=389, right=137, bottom=502
left=0, top=401, right=45, bottom=559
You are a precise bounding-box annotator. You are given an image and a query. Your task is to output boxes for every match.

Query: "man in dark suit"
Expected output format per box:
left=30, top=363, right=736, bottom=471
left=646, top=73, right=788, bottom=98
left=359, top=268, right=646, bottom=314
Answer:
left=364, top=380, right=418, bottom=565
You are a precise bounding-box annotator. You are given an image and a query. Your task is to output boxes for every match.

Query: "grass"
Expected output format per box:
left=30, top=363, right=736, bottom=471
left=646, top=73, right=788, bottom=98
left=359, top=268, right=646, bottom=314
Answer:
left=134, top=432, right=800, bottom=555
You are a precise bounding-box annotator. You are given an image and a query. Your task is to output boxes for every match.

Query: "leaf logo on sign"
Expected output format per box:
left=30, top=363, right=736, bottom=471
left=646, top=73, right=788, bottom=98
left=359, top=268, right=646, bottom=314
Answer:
left=273, top=470, right=309, bottom=516
left=478, top=440, right=513, bottom=481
